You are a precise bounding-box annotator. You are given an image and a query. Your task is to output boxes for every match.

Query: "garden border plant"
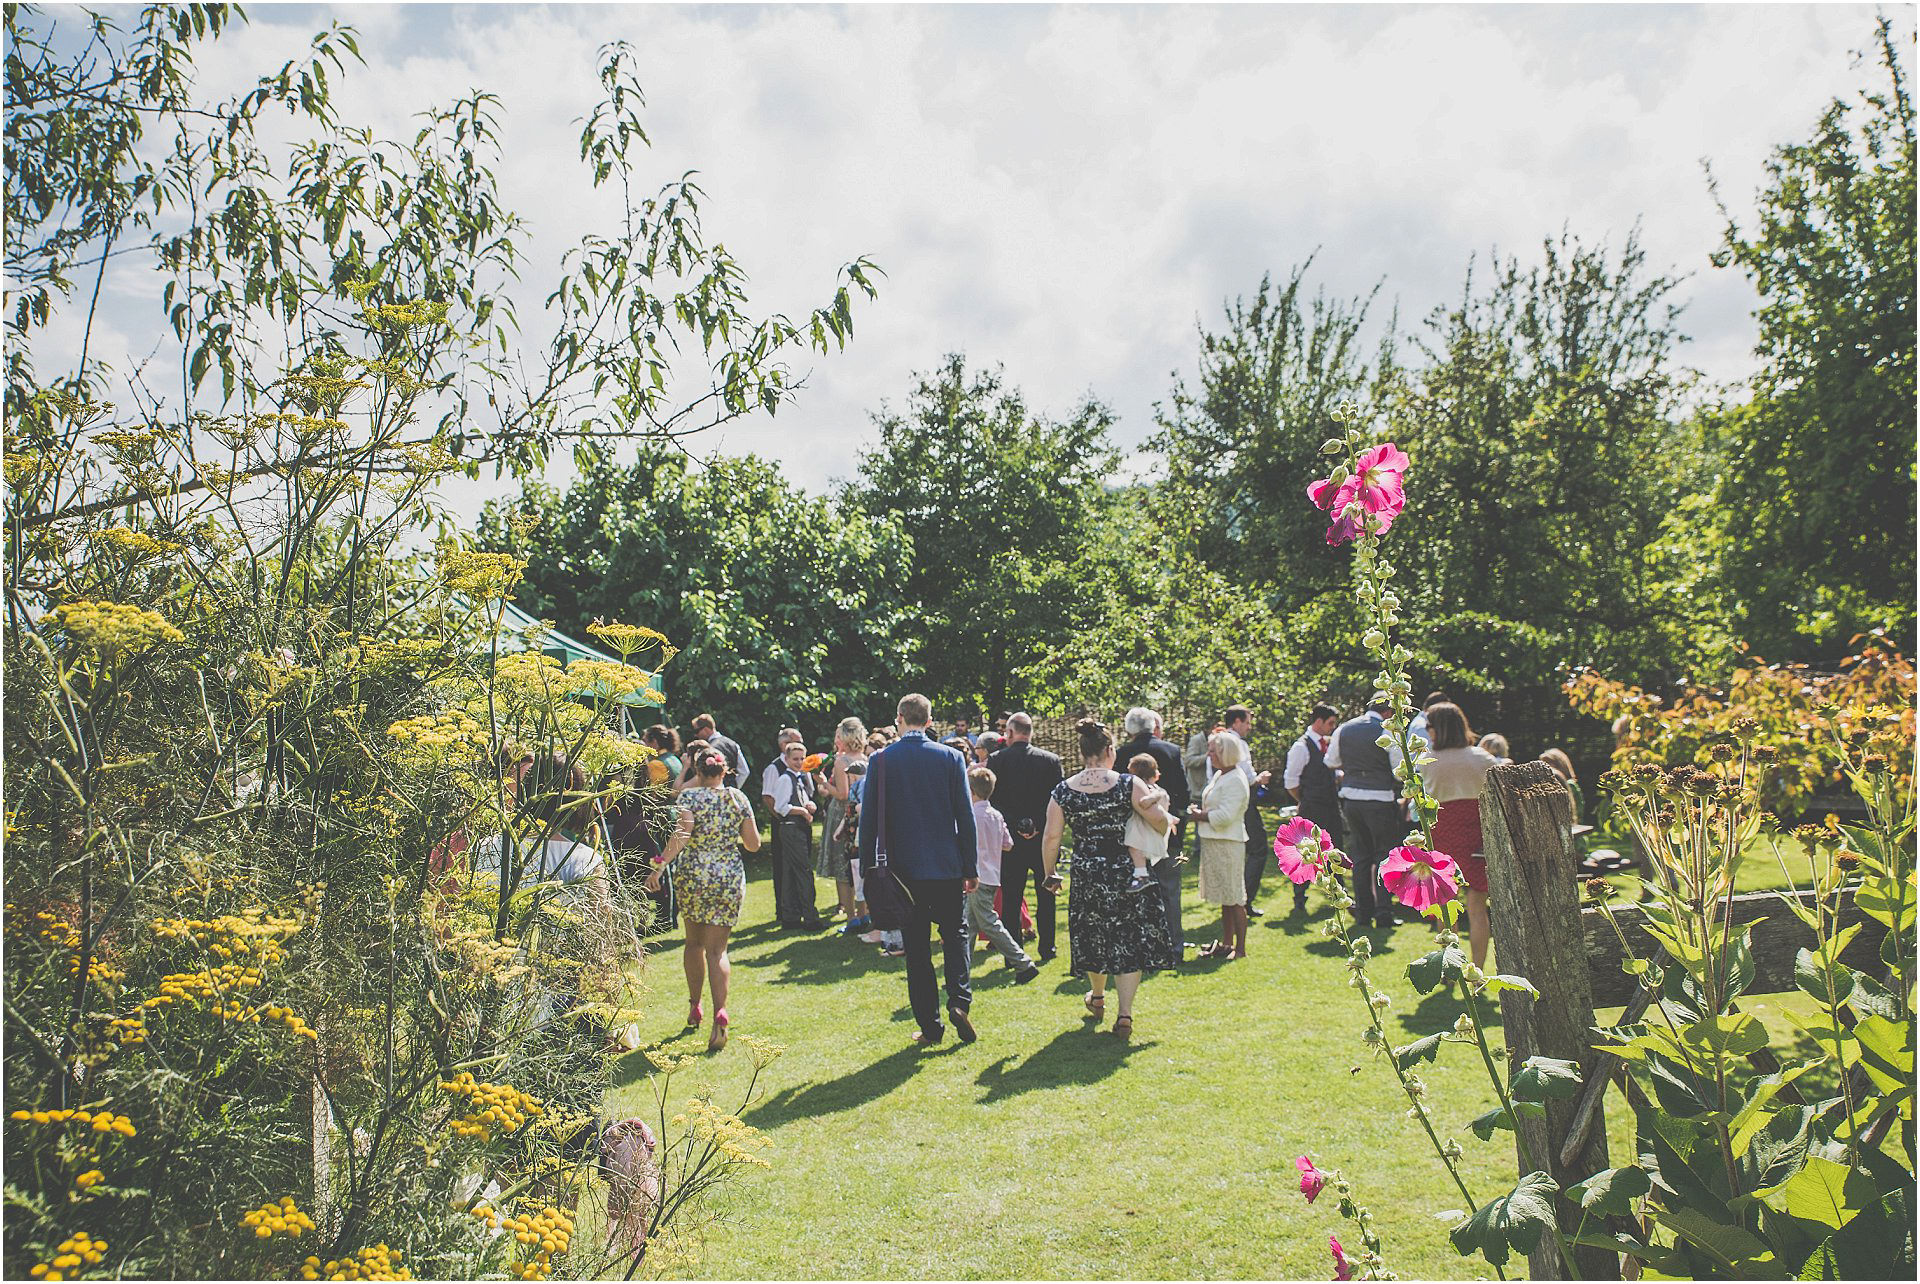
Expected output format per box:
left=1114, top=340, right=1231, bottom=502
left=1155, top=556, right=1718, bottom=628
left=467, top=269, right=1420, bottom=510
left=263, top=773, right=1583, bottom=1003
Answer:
left=1277, top=402, right=1915, bottom=1280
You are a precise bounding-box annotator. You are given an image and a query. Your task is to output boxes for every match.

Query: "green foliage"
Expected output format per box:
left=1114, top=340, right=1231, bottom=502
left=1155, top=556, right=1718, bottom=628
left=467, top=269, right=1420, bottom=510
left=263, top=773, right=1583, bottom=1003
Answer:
left=1388, top=229, right=1714, bottom=696
left=4, top=6, right=877, bottom=1278
left=1708, top=16, right=1917, bottom=657
left=1447, top=1170, right=1561, bottom=1267
left=840, top=353, right=1124, bottom=718
left=486, top=448, right=916, bottom=754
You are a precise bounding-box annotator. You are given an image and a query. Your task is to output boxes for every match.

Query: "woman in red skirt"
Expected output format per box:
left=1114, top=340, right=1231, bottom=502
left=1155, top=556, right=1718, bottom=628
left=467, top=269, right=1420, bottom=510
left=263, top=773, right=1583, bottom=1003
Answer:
left=1418, top=703, right=1500, bottom=967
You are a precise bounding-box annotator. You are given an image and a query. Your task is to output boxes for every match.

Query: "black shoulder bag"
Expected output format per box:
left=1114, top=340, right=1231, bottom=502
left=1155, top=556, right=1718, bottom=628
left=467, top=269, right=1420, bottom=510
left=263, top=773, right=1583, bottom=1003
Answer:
left=861, top=752, right=915, bottom=931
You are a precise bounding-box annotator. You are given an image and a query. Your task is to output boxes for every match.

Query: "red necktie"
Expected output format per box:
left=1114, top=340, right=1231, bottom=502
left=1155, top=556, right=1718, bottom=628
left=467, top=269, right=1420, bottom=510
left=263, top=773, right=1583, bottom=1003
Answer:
left=1319, top=737, right=1328, bottom=752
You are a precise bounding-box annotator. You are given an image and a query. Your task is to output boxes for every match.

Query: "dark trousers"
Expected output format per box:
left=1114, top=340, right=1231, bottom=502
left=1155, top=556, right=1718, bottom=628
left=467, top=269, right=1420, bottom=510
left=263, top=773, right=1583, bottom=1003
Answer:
left=1242, top=801, right=1270, bottom=904
left=899, top=875, right=971, bottom=1037
left=999, top=835, right=1056, bottom=958
left=1153, top=819, right=1185, bottom=947
left=1341, top=799, right=1404, bottom=927
left=772, top=817, right=816, bottom=924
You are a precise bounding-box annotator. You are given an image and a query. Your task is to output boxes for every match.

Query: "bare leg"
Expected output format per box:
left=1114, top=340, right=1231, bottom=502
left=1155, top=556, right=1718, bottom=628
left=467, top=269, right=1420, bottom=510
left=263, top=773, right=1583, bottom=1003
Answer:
left=1114, top=971, right=1141, bottom=1019
left=1230, top=905, right=1249, bottom=957
left=1089, top=973, right=1107, bottom=1001
left=1465, top=890, right=1490, bottom=969
left=681, top=921, right=707, bottom=1006
left=704, top=926, right=732, bottom=1014
left=837, top=879, right=856, bottom=919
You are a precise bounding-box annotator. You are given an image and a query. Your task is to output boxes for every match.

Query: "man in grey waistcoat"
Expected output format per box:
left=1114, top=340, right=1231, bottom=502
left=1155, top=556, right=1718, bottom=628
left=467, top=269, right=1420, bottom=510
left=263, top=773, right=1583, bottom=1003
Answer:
left=1323, top=697, right=1406, bottom=930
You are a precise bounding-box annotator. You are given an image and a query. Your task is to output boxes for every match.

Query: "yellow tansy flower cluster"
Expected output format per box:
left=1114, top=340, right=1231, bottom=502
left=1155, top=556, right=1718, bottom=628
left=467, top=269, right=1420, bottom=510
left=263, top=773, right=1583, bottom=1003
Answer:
left=28, top=1231, right=108, bottom=1279
left=46, top=600, right=185, bottom=657
left=242, top=1195, right=317, bottom=1238
left=74, top=1170, right=105, bottom=1191
left=151, top=911, right=300, bottom=963
left=88, top=528, right=185, bottom=557
left=299, top=1245, right=412, bottom=1280
left=437, top=547, right=525, bottom=599
left=386, top=711, right=489, bottom=759
left=107, top=1015, right=148, bottom=1046
left=678, top=1097, right=772, bottom=1168
left=9, top=1108, right=137, bottom=1138
left=441, top=1073, right=542, bottom=1141
left=474, top=1204, right=573, bottom=1280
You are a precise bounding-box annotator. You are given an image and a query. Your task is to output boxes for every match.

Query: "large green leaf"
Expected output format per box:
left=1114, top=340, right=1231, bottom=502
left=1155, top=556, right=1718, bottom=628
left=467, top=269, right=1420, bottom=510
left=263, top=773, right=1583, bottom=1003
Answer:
left=1730, top=1060, right=1827, bottom=1156
left=1640, top=1106, right=1733, bottom=1214
left=1758, top=1156, right=1877, bottom=1231
left=1679, top=1012, right=1770, bottom=1059
left=1510, top=1055, right=1582, bottom=1103
left=1448, top=1171, right=1560, bottom=1267
left=1793, top=947, right=1855, bottom=1007
left=1797, top=1188, right=1916, bottom=1280
left=1843, top=970, right=1902, bottom=1021
left=1394, top=1031, right=1445, bottom=1070
left=1653, top=1207, right=1780, bottom=1276
left=1470, top=1105, right=1517, bottom=1141
left=1850, top=1014, right=1914, bottom=1093
left=1406, top=943, right=1467, bottom=995
left=1566, top=1164, right=1652, bottom=1217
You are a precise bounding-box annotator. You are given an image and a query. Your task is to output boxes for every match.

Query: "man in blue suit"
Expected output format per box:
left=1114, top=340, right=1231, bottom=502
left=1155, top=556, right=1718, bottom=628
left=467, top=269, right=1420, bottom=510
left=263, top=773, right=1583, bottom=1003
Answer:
left=859, top=692, right=980, bottom=1045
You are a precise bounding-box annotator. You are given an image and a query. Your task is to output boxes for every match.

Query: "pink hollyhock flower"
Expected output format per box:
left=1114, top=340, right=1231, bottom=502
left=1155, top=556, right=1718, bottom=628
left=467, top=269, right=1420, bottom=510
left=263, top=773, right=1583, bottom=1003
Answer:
left=1295, top=1154, right=1326, bottom=1203
left=1335, top=443, right=1409, bottom=514
left=1275, top=818, right=1333, bottom=885
left=1381, top=844, right=1460, bottom=916
left=1330, top=1235, right=1354, bottom=1281
left=1307, top=475, right=1341, bottom=511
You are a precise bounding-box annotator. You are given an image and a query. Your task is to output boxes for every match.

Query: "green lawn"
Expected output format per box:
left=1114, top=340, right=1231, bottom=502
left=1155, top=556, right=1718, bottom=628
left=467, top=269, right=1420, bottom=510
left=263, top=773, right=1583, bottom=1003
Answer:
left=606, top=842, right=1522, bottom=1280
left=603, top=818, right=1841, bottom=1279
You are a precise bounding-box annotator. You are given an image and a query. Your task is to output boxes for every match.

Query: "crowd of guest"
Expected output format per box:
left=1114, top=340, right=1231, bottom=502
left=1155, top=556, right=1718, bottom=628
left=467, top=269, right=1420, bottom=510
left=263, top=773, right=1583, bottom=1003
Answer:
left=618, top=691, right=1583, bottom=1051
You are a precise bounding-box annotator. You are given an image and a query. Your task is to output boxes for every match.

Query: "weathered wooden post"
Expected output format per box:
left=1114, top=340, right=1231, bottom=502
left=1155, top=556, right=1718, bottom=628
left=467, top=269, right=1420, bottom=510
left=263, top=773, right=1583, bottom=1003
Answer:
left=1482, top=761, right=1618, bottom=1280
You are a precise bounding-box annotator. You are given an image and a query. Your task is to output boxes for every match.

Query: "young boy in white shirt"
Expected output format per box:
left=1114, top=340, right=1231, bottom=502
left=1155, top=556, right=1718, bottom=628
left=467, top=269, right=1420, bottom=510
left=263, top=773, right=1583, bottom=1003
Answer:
left=967, top=767, right=1039, bottom=984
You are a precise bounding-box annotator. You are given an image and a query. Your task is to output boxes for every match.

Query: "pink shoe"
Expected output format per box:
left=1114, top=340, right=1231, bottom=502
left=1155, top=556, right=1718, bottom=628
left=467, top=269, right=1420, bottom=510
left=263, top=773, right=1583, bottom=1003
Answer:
left=708, top=1009, right=729, bottom=1053
left=686, top=1000, right=702, bottom=1027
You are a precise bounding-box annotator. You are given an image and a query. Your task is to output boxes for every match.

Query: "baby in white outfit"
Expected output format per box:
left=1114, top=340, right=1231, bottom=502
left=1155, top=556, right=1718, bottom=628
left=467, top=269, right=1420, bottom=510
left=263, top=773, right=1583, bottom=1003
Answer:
left=1124, top=753, right=1173, bottom=894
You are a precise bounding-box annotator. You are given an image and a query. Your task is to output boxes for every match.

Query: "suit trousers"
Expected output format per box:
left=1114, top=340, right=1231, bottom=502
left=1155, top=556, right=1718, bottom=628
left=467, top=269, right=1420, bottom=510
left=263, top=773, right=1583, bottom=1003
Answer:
left=999, top=835, right=1056, bottom=958
left=1241, top=800, right=1270, bottom=904
left=1341, top=799, right=1405, bottom=927
left=899, top=875, right=971, bottom=1037
left=1154, top=818, right=1185, bottom=947
left=772, top=817, right=817, bottom=924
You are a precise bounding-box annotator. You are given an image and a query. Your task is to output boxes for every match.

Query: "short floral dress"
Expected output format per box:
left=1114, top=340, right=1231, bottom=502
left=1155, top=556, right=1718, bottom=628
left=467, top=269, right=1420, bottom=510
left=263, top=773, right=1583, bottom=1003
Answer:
left=675, top=786, right=751, bottom=928
left=1054, top=774, right=1178, bottom=976
left=817, top=755, right=866, bottom=881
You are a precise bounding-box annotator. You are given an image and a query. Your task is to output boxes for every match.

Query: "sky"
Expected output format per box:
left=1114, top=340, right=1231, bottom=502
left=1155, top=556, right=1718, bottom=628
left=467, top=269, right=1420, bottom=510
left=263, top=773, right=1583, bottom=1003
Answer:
left=56, top=1, right=1917, bottom=511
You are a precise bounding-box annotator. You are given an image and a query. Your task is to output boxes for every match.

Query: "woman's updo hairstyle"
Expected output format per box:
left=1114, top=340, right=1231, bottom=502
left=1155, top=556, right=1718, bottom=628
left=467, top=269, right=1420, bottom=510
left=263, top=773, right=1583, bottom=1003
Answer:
left=1076, top=718, right=1114, bottom=760
left=695, top=749, right=728, bottom=779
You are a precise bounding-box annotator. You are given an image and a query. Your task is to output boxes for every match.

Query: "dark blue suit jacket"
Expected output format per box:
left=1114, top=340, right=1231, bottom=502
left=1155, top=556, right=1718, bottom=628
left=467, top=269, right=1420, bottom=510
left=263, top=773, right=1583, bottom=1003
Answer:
left=857, top=731, right=978, bottom=881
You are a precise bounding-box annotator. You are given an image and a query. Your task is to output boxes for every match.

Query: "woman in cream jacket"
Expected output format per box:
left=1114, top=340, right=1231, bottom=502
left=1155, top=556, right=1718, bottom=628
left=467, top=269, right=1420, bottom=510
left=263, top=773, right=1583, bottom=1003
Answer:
left=1187, top=732, right=1252, bottom=959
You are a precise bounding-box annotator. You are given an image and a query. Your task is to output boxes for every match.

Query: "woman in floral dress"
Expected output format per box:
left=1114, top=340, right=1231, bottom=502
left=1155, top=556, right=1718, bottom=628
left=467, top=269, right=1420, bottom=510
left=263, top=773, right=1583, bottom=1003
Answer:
left=1040, top=719, right=1178, bottom=1040
left=644, top=749, right=760, bottom=1052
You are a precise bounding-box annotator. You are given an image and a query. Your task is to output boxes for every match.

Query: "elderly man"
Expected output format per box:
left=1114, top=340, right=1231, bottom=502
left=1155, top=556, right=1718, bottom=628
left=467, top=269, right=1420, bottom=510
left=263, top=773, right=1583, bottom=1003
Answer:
left=1119, top=707, right=1191, bottom=957
left=859, top=693, right=980, bottom=1045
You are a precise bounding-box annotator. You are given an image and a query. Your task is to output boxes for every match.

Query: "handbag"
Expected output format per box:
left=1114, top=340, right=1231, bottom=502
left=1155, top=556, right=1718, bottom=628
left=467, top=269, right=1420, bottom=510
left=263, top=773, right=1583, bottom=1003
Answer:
left=860, top=752, right=916, bottom=931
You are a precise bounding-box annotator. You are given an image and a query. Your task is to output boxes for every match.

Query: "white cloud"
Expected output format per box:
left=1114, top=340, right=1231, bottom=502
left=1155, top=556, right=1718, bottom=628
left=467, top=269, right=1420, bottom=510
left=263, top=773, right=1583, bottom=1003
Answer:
left=48, top=2, right=1914, bottom=510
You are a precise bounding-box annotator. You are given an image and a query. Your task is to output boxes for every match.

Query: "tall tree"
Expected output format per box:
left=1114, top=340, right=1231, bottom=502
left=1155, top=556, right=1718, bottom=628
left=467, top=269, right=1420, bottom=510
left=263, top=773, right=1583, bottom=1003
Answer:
left=485, top=448, right=916, bottom=755
left=1388, top=230, right=1710, bottom=701
left=1154, top=260, right=1398, bottom=595
left=841, top=354, right=1121, bottom=717
left=1708, top=16, right=1916, bottom=658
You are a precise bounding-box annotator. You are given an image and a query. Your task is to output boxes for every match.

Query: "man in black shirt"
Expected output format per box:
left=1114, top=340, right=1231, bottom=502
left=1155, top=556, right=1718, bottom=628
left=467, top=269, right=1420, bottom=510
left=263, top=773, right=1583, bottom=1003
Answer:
left=985, top=713, right=1064, bottom=963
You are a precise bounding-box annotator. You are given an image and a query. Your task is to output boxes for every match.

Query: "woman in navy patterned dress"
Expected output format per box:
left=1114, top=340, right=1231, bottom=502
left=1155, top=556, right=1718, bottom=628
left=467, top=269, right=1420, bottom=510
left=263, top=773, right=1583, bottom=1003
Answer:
left=1041, top=719, right=1178, bottom=1039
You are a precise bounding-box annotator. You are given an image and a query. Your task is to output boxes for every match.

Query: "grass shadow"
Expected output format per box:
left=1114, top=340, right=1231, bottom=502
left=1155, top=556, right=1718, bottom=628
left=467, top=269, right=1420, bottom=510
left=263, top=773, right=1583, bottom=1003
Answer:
left=743, top=1042, right=948, bottom=1131
left=737, top=933, right=891, bottom=985
left=973, top=1026, right=1154, bottom=1105
left=1267, top=905, right=1333, bottom=936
